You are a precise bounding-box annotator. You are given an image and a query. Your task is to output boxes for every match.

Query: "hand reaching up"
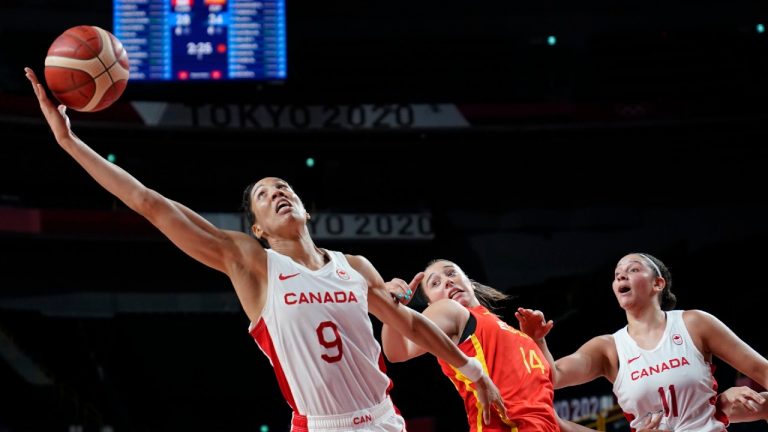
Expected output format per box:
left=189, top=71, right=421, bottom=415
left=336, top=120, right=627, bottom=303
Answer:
left=24, top=67, right=76, bottom=144
left=385, top=272, right=424, bottom=305
left=515, top=307, right=554, bottom=341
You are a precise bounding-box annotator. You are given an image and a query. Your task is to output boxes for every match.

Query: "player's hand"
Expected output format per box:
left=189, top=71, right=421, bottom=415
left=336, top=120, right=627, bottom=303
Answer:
left=717, top=386, right=766, bottom=414
left=634, top=410, right=669, bottom=432
left=515, top=307, right=554, bottom=341
left=474, top=373, right=509, bottom=425
left=24, top=67, right=74, bottom=143
left=385, top=272, right=423, bottom=305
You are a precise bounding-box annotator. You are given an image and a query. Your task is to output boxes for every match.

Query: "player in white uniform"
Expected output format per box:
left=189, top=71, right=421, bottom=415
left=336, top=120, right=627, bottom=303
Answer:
left=251, top=248, right=405, bottom=430
left=515, top=252, right=768, bottom=432
left=25, top=67, right=508, bottom=431
left=612, top=309, right=725, bottom=430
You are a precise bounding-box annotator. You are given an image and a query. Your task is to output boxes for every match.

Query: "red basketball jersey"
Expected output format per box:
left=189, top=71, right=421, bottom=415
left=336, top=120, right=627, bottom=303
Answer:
left=437, top=305, right=559, bottom=432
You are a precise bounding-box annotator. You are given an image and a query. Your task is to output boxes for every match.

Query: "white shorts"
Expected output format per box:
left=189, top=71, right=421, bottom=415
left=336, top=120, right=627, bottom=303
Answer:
left=290, top=397, right=406, bottom=432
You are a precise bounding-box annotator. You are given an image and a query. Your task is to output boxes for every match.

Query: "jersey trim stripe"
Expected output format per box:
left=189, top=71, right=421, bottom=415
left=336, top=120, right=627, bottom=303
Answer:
left=708, top=363, right=729, bottom=427
left=378, top=353, right=396, bottom=396
left=448, top=335, right=491, bottom=431
left=471, top=336, right=490, bottom=432
left=250, top=318, right=299, bottom=413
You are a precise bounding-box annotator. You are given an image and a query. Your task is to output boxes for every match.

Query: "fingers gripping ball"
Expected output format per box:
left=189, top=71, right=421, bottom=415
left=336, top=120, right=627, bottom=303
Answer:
left=44, top=25, right=129, bottom=112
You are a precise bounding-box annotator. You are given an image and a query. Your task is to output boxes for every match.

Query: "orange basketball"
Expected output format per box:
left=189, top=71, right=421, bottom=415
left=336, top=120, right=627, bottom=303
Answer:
left=44, top=25, right=130, bottom=112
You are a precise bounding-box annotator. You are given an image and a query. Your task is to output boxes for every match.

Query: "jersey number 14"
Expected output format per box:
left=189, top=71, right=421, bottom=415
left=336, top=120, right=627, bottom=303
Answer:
left=520, top=347, right=546, bottom=374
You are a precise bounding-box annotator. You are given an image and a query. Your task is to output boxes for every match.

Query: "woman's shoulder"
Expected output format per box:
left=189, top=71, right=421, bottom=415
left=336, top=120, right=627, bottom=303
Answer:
left=583, top=333, right=618, bottom=353
left=681, top=309, right=719, bottom=328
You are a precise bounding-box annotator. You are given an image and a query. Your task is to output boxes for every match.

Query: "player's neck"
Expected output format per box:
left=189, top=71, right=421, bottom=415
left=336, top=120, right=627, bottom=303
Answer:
left=626, top=308, right=667, bottom=339
left=272, top=238, right=329, bottom=270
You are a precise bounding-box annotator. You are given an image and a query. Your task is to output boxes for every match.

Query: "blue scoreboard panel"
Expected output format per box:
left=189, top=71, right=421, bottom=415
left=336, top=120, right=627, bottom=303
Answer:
left=114, top=0, right=286, bottom=81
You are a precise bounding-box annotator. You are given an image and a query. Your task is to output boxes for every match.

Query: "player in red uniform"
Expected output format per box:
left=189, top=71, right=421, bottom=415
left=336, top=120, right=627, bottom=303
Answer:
left=383, top=259, right=559, bottom=431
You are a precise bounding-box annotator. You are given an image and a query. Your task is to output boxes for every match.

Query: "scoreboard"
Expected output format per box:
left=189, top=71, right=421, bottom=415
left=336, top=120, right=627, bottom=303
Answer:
left=113, top=0, right=286, bottom=81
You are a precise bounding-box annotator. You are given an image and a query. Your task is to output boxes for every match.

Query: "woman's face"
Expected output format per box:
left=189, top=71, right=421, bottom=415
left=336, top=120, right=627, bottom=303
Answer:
left=613, top=254, right=663, bottom=311
left=422, top=260, right=477, bottom=307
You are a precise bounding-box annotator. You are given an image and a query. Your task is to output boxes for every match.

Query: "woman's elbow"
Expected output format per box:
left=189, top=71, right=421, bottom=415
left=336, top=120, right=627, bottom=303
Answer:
left=383, top=348, right=409, bottom=363
left=130, top=188, right=163, bottom=215
left=550, top=366, right=566, bottom=389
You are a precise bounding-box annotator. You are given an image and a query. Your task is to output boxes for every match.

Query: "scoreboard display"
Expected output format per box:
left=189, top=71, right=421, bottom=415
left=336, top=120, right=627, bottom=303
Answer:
left=113, top=0, right=286, bottom=81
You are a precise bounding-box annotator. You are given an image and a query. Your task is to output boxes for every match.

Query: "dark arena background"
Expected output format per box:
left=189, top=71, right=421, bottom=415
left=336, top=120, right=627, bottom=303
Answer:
left=1, top=0, right=768, bottom=431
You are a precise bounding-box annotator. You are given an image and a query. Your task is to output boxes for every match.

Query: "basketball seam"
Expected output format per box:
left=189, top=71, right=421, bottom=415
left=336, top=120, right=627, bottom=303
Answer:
left=43, top=67, right=96, bottom=92
left=105, top=59, right=121, bottom=84
left=100, top=31, right=129, bottom=85
left=85, top=28, right=128, bottom=111
left=45, top=64, right=111, bottom=92
left=64, top=32, right=103, bottom=61
left=66, top=30, right=115, bottom=85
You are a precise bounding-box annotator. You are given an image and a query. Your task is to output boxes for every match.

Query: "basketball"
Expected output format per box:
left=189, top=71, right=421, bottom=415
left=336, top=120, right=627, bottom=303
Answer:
left=44, top=25, right=129, bottom=112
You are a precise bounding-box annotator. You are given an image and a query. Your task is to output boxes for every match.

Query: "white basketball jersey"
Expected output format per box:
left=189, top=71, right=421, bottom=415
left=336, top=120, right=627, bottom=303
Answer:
left=612, top=310, right=727, bottom=432
left=249, top=248, right=393, bottom=417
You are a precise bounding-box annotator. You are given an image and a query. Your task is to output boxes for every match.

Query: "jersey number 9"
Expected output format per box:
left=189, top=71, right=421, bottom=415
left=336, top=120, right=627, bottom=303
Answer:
left=316, top=321, right=344, bottom=363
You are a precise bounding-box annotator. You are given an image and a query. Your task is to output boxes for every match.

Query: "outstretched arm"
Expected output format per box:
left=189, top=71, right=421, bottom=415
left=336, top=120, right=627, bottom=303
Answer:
left=348, top=255, right=508, bottom=425
left=25, top=68, right=255, bottom=271
left=381, top=274, right=467, bottom=363
left=550, top=336, right=614, bottom=389
left=25, top=68, right=267, bottom=317
left=516, top=308, right=612, bottom=389
left=381, top=274, right=430, bottom=362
